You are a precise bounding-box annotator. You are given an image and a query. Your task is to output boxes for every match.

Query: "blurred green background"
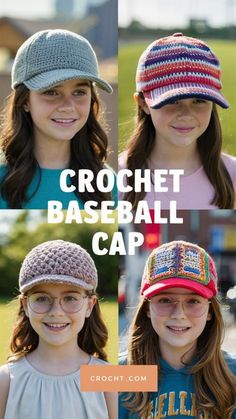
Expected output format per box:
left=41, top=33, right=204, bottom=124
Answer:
left=0, top=211, right=118, bottom=296
left=119, top=39, right=236, bottom=155
left=0, top=211, right=118, bottom=364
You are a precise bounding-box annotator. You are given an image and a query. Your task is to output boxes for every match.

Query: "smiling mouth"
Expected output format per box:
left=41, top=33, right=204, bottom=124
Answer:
left=51, top=118, right=77, bottom=125
left=44, top=323, right=69, bottom=331
left=167, top=326, right=190, bottom=334
left=172, top=126, right=195, bottom=132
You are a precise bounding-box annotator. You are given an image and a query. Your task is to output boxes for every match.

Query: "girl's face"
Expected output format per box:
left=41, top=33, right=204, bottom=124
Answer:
left=140, top=97, right=213, bottom=149
left=22, top=283, right=96, bottom=349
left=147, top=287, right=211, bottom=358
left=25, top=79, right=92, bottom=144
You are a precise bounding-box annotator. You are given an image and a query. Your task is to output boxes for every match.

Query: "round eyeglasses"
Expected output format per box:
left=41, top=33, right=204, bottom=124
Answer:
left=147, top=295, right=211, bottom=318
left=26, top=292, right=90, bottom=314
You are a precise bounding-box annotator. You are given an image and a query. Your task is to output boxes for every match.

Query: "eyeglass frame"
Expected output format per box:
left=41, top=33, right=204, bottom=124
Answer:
left=145, top=295, right=211, bottom=318
left=23, top=292, right=94, bottom=314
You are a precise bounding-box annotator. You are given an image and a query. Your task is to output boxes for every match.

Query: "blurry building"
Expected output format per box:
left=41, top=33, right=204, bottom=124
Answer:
left=55, top=0, right=76, bottom=21
left=86, top=0, right=117, bottom=59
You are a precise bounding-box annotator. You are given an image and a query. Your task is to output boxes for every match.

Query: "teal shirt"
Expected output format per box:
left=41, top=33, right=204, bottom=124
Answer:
left=0, top=165, right=117, bottom=209
left=119, top=352, right=236, bottom=418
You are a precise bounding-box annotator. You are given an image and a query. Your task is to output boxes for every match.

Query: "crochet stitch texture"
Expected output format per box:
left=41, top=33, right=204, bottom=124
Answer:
left=12, top=29, right=112, bottom=92
left=141, top=240, right=218, bottom=298
left=19, top=240, right=98, bottom=293
left=136, top=33, right=228, bottom=109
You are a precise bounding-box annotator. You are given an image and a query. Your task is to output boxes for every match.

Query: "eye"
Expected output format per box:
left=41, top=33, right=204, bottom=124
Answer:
left=34, top=294, right=50, bottom=303
left=185, top=298, right=201, bottom=305
left=63, top=295, right=80, bottom=302
left=42, top=89, right=58, bottom=96
left=73, top=89, right=88, bottom=96
left=168, top=100, right=179, bottom=105
left=193, top=99, right=207, bottom=104
left=156, top=297, right=173, bottom=304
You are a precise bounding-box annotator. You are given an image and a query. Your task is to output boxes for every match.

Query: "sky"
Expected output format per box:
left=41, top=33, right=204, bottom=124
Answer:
left=1, top=0, right=235, bottom=27
left=119, top=0, right=236, bottom=28
left=0, top=0, right=54, bottom=18
left=0, top=0, right=108, bottom=19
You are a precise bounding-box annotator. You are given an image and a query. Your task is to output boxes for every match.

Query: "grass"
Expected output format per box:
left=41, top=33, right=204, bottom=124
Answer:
left=0, top=296, right=118, bottom=366
left=118, top=39, right=236, bottom=155
left=100, top=296, right=118, bottom=364
left=0, top=297, right=17, bottom=365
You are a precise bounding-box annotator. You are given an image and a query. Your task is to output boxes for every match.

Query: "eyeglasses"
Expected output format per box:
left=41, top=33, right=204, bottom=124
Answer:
left=26, top=292, right=90, bottom=314
left=148, top=295, right=211, bottom=318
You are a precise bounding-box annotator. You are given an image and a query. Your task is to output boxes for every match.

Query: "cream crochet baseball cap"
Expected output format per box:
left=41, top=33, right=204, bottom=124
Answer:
left=19, top=240, right=98, bottom=293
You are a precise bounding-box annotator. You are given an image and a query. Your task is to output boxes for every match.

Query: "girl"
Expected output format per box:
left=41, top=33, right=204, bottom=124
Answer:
left=119, top=33, right=236, bottom=209
left=0, top=239, right=117, bottom=419
left=0, top=29, right=116, bottom=209
left=119, top=240, right=236, bottom=418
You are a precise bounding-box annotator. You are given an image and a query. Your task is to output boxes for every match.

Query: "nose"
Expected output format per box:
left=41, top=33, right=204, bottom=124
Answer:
left=57, top=96, right=75, bottom=113
left=176, top=103, right=193, bottom=119
left=48, top=298, right=64, bottom=315
left=170, top=301, right=187, bottom=319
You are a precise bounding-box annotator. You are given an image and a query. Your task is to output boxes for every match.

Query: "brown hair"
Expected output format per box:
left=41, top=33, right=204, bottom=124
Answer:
left=0, top=84, right=112, bottom=208
left=124, top=97, right=235, bottom=209
left=121, top=297, right=236, bottom=418
left=8, top=292, right=108, bottom=362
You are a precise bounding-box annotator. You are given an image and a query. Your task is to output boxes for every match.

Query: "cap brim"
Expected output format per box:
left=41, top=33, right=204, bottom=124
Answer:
left=23, top=68, right=113, bottom=93
left=20, top=274, right=94, bottom=294
left=141, top=278, right=214, bottom=299
left=143, top=84, right=229, bottom=109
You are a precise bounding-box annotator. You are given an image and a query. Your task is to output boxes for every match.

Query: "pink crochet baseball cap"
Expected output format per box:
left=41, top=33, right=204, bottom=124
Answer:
left=141, top=241, right=218, bottom=299
left=136, top=33, right=229, bottom=109
left=19, top=240, right=98, bottom=293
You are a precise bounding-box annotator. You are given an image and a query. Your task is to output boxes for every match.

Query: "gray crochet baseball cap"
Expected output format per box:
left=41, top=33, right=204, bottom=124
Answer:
left=11, top=29, right=112, bottom=93
left=19, top=240, right=98, bottom=293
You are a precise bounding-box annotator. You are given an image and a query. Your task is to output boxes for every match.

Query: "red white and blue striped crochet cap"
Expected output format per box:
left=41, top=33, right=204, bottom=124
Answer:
left=141, top=240, right=218, bottom=299
left=136, top=33, right=229, bottom=109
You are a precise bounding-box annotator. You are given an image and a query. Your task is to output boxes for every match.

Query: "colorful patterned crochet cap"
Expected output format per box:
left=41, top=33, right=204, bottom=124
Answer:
left=136, top=33, right=228, bottom=109
left=141, top=240, right=218, bottom=298
left=19, top=240, right=98, bottom=293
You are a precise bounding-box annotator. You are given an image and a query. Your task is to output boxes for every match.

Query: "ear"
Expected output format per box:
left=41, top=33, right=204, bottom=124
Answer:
left=207, top=310, right=212, bottom=321
left=23, top=101, right=30, bottom=112
left=146, top=302, right=151, bottom=318
left=133, top=92, right=150, bottom=115
left=85, top=296, right=97, bottom=318
left=21, top=295, right=29, bottom=317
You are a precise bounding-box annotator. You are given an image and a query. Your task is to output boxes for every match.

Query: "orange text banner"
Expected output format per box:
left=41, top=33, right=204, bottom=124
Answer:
left=80, top=365, right=158, bottom=392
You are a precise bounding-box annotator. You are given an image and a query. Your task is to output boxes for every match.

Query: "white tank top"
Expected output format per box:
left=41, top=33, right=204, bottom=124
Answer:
left=4, top=356, right=109, bottom=419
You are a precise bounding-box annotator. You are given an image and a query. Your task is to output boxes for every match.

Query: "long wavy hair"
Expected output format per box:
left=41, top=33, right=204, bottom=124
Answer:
left=121, top=297, right=236, bottom=419
left=8, top=291, right=108, bottom=362
left=0, top=84, right=112, bottom=208
left=124, top=96, right=235, bottom=209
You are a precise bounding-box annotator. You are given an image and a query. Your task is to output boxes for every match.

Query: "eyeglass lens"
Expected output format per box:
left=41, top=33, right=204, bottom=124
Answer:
left=150, top=296, right=210, bottom=317
left=28, top=293, right=86, bottom=313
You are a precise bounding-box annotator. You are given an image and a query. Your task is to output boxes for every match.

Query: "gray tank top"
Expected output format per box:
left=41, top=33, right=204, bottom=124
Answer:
left=4, top=356, right=109, bottom=419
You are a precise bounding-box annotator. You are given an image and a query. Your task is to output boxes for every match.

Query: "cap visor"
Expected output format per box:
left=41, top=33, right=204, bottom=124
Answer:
left=20, top=274, right=94, bottom=293
left=24, top=68, right=112, bottom=93
left=142, top=278, right=214, bottom=299
left=143, top=84, right=229, bottom=109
